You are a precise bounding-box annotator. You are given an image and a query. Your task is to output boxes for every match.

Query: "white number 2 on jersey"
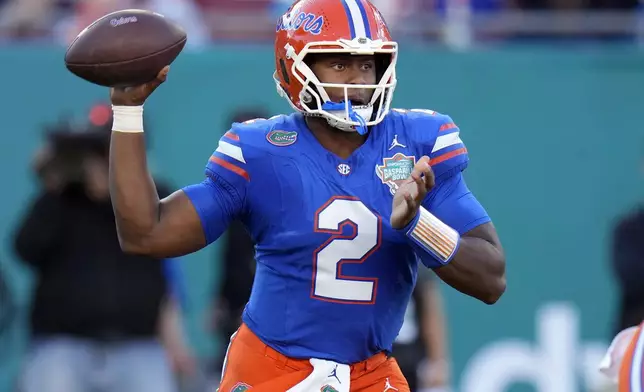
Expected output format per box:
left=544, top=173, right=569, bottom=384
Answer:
left=313, top=197, right=381, bottom=304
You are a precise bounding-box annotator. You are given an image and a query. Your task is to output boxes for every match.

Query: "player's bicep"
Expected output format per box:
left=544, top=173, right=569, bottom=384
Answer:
left=423, top=173, right=491, bottom=235
left=146, top=129, right=251, bottom=257
left=182, top=174, right=244, bottom=244
left=130, top=189, right=207, bottom=258
left=139, top=173, right=243, bottom=258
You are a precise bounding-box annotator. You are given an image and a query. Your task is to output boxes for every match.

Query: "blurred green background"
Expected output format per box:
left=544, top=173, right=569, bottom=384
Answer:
left=0, top=45, right=642, bottom=392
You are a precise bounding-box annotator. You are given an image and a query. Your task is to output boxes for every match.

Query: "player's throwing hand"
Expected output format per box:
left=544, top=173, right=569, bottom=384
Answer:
left=110, top=66, right=170, bottom=106
left=390, top=156, right=435, bottom=229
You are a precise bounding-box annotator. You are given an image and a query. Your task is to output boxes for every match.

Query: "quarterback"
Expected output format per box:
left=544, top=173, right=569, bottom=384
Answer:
left=107, top=0, right=506, bottom=390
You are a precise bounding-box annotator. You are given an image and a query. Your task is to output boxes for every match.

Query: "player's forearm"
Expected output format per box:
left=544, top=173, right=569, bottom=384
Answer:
left=434, top=234, right=506, bottom=304
left=109, top=118, right=161, bottom=252
left=403, top=208, right=505, bottom=304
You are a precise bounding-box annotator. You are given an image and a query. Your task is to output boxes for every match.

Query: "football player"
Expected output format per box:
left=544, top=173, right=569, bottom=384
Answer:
left=108, top=0, right=506, bottom=390
left=600, top=321, right=644, bottom=392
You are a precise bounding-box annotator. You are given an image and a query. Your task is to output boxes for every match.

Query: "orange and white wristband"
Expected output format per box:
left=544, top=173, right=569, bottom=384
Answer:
left=404, top=207, right=460, bottom=265
left=112, top=105, right=144, bottom=133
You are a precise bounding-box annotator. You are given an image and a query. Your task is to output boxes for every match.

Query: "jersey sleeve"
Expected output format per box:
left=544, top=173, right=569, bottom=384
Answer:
left=423, top=172, right=491, bottom=235
left=427, top=114, right=469, bottom=181
left=401, top=110, right=489, bottom=268
left=403, top=110, right=469, bottom=181
left=419, top=112, right=488, bottom=233
left=181, top=129, right=251, bottom=245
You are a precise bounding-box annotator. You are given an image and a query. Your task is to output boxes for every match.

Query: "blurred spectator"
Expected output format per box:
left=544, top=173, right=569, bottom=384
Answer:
left=1, top=0, right=640, bottom=44
left=371, top=0, right=409, bottom=29
left=269, top=0, right=292, bottom=19
left=392, top=269, right=451, bottom=392
left=144, top=0, right=210, bottom=49
left=0, top=0, right=59, bottom=38
left=49, top=0, right=209, bottom=48
left=610, top=205, right=644, bottom=334
left=51, top=0, right=134, bottom=44
left=12, top=112, right=194, bottom=392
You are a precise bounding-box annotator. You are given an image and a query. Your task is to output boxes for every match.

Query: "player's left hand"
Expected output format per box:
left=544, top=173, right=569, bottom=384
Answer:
left=390, top=156, right=434, bottom=229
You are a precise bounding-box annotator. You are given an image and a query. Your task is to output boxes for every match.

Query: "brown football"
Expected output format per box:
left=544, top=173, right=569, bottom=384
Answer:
left=64, top=9, right=187, bottom=87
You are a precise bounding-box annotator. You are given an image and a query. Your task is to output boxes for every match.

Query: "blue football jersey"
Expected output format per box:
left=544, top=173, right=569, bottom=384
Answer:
left=182, top=109, right=490, bottom=364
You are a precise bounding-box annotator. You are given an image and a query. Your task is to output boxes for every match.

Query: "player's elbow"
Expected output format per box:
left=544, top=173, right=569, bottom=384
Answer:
left=480, top=256, right=506, bottom=304
left=114, top=218, right=163, bottom=256
left=116, top=228, right=158, bottom=257
left=117, top=230, right=182, bottom=259
left=480, top=273, right=506, bottom=304
left=118, top=234, right=151, bottom=255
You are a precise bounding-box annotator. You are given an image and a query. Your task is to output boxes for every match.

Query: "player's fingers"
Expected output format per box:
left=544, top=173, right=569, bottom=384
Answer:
left=410, top=164, right=422, bottom=181
left=410, top=181, right=425, bottom=203
left=404, top=174, right=423, bottom=203
left=142, top=66, right=170, bottom=96
left=424, top=162, right=435, bottom=190
left=156, top=65, right=170, bottom=82
left=404, top=177, right=422, bottom=203
left=410, top=157, right=428, bottom=181
left=404, top=191, right=416, bottom=210
left=411, top=168, right=424, bottom=189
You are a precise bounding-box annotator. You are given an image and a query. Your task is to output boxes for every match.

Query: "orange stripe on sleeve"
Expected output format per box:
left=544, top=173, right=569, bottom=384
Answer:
left=439, top=123, right=458, bottom=132
left=430, top=148, right=467, bottom=166
left=224, top=131, right=240, bottom=141
left=209, top=156, right=250, bottom=181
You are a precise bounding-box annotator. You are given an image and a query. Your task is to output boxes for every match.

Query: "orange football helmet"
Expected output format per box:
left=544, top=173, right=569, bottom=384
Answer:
left=273, top=0, right=398, bottom=134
